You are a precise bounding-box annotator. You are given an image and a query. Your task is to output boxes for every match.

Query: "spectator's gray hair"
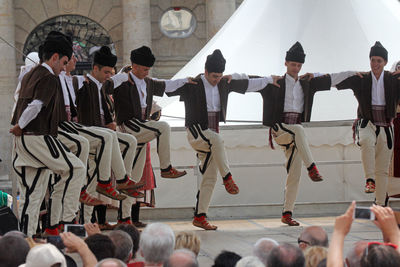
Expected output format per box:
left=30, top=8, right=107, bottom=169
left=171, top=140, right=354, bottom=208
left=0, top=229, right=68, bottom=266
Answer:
left=140, top=223, right=175, bottom=264
left=108, top=230, right=133, bottom=263
left=95, top=258, right=127, bottom=267
left=268, top=243, right=305, bottom=267
left=253, top=238, right=279, bottom=265
left=164, top=249, right=199, bottom=267
left=235, top=256, right=264, bottom=267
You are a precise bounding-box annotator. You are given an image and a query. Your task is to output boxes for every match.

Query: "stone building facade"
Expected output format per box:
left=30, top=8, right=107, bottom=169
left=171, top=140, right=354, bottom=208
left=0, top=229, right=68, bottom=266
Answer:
left=0, top=0, right=242, bottom=188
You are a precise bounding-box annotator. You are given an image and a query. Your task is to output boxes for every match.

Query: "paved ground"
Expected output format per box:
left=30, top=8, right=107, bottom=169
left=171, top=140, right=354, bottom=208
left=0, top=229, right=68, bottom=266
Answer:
left=160, top=216, right=381, bottom=266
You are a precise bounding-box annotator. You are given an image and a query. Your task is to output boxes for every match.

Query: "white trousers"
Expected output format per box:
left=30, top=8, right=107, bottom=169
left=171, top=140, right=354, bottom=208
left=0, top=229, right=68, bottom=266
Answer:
left=272, top=123, right=315, bottom=213
left=12, top=135, right=85, bottom=236
left=186, top=125, right=231, bottom=216
left=357, top=120, right=393, bottom=206
left=48, top=130, right=89, bottom=226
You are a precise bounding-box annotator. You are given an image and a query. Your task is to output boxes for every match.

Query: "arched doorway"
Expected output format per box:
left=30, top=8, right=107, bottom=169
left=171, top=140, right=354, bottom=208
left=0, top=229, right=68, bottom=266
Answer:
left=23, top=15, right=115, bottom=74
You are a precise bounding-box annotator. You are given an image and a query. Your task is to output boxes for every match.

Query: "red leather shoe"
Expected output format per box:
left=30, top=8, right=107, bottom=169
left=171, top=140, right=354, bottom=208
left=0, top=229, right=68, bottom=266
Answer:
left=119, top=188, right=145, bottom=198
left=281, top=212, right=300, bottom=226
left=43, top=227, right=59, bottom=237
left=117, top=219, right=133, bottom=225
left=223, top=175, right=239, bottom=194
left=192, top=216, right=218, bottom=230
left=161, top=167, right=187, bottom=179
left=117, top=177, right=145, bottom=190
left=80, top=190, right=104, bottom=206
left=308, top=165, right=323, bottom=182
left=96, top=182, right=127, bottom=201
left=365, top=179, right=375, bottom=193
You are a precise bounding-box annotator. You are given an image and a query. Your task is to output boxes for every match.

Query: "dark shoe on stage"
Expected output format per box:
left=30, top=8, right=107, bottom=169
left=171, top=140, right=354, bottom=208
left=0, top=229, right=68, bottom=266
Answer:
left=133, top=221, right=147, bottom=228
left=161, top=167, right=187, bottom=179
left=192, top=216, right=218, bottom=230
left=365, top=179, right=375, bottom=193
left=79, top=190, right=104, bottom=206
left=281, top=212, right=300, bottom=226
left=98, top=222, right=116, bottom=231
left=223, top=174, right=239, bottom=194
left=117, top=177, right=145, bottom=190
left=96, top=183, right=127, bottom=201
left=308, top=165, right=323, bottom=182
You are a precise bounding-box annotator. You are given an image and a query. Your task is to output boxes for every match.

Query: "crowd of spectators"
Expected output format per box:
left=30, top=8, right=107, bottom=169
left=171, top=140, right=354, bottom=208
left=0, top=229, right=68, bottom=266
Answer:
left=0, top=202, right=400, bottom=267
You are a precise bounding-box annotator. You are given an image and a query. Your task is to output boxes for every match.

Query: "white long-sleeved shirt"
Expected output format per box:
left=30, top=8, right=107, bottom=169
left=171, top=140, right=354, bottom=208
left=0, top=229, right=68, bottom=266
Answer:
left=283, top=74, right=304, bottom=113
left=371, top=70, right=385, bottom=105
left=110, top=72, right=189, bottom=109
left=59, top=71, right=77, bottom=106
left=201, top=73, right=274, bottom=112
left=18, top=63, right=54, bottom=128
left=284, top=71, right=357, bottom=113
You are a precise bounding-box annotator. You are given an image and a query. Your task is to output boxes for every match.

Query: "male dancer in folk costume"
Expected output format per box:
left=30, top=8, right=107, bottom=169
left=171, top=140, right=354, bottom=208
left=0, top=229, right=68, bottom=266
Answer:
left=102, top=45, right=188, bottom=181
left=43, top=53, right=111, bottom=235
left=336, top=42, right=400, bottom=206
left=166, top=49, right=280, bottom=230
left=73, top=46, right=142, bottom=224
left=102, top=46, right=192, bottom=224
left=39, top=33, right=94, bottom=236
left=10, top=32, right=86, bottom=237
left=257, top=42, right=356, bottom=226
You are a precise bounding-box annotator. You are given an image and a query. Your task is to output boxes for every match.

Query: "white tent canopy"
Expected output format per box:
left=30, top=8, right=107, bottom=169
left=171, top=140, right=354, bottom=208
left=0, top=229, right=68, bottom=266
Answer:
left=158, top=0, right=400, bottom=125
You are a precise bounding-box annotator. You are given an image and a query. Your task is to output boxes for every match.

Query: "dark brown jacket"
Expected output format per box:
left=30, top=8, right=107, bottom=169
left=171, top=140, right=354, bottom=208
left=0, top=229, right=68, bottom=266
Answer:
left=259, top=74, right=332, bottom=127
left=102, top=74, right=165, bottom=125
left=74, top=76, right=114, bottom=127
left=12, top=65, right=66, bottom=136
left=166, top=74, right=249, bottom=129
left=336, top=71, right=400, bottom=121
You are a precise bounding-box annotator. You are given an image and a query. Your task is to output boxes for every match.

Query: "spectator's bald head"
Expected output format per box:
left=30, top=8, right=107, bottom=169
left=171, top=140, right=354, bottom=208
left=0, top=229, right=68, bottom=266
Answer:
left=345, top=241, right=368, bottom=267
left=298, top=226, right=328, bottom=250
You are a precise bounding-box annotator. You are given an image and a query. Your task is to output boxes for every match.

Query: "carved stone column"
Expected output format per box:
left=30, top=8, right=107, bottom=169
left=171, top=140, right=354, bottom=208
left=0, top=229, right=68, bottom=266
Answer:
left=0, top=0, right=16, bottom=181
left=122, top=0, right=152, bottom=66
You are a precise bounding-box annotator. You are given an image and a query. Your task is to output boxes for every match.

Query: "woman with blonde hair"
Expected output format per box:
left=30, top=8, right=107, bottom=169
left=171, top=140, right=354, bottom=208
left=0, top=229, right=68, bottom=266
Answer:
left=174, top=231, right=201, bottom=256
left=304, top=246, right=328, bottom=267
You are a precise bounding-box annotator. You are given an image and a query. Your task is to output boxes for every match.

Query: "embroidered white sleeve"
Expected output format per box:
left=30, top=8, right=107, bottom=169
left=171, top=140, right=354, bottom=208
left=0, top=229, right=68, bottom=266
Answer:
left=110, top=72, right=129, bottom=88
left=18, top=99, right=43, bottom=129
left=246, top=76, right=273, bottom=92
left=330, top=71, right=357, bottom=87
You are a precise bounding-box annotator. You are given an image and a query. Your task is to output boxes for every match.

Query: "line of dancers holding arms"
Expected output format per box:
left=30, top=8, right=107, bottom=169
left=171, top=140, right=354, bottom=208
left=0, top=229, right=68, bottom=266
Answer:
left=10, top=30, right=400, bottom=236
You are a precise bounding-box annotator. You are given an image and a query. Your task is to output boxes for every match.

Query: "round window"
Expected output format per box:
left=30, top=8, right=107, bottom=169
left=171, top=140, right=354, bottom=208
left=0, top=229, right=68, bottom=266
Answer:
left=159, top=7, right=196, bottom=38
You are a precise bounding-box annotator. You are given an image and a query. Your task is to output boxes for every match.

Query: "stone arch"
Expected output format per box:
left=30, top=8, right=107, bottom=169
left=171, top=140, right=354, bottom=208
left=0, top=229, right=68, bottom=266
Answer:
left=22, top=15, right=115, bottom=73
left=14, top=0, right=122, bottom=66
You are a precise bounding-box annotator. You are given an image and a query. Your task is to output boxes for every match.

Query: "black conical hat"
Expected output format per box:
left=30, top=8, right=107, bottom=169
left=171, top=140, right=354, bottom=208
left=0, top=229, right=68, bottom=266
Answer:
left=93, top=46, right=117, bottom=67
left=369, top=41, right=388, bottom=61
left=205, top=49, right=226, bottom=73
left=285, top=41, right=306, bottom=63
